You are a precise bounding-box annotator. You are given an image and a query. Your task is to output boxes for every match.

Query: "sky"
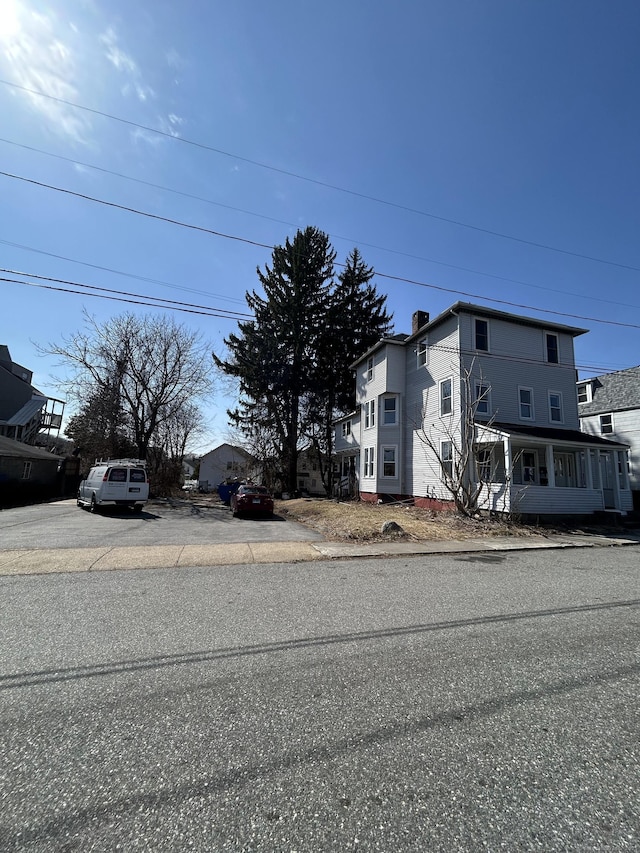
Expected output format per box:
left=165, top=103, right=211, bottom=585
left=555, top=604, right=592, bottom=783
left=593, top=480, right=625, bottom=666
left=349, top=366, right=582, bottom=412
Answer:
left=1, top=0, right=639, bottom=454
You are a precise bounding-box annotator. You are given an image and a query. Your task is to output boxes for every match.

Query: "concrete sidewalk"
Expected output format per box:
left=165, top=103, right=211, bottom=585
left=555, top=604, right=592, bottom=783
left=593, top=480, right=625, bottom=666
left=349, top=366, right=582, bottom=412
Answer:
left=1, top=529, right=640, bottom=576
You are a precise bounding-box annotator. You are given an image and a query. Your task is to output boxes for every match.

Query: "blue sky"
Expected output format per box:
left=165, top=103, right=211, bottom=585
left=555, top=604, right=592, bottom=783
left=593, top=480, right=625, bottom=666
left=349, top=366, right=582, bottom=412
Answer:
left=1, top=0, right=639, bottom=453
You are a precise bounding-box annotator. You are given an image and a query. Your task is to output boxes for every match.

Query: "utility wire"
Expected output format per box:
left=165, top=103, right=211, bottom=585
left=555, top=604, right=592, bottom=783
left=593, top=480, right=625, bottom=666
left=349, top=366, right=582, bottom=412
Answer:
left=3, top=136, right=640, bottom=312
left=1, top=273, right=623, bottom=375
left=5, top=169, right=638, bottom=332
left=0, top=242, right=247, bottom=305
left=1, top=78, right=639, bottom=274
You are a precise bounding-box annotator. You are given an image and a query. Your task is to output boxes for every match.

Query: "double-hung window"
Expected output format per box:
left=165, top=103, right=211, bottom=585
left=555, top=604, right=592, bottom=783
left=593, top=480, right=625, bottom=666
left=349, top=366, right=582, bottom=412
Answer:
left=475, top=382, right=490, bottom=417
left=364, top=447, right=375, bottom=477
left=382, top=446, right=397, bottom=478
left=440, top=378, right=453, bottom=415
left=441, top=441, right=453, bottom=479
left=474, top=318, right=489, bottom=352
left=364, top=400, right=376, bottom=429
left=342, top=420, right=351, bottom=438
left=519, top=387, right=534, bottom=420
left=600, top=414, right=613, bottom=435
left=577, top=382, right=591, bottom=404
left=383, top=396, right=397, bottom=425
left=549, top=391, right=563, bottom=423
left=22, top=461, right=32, bottom=480
left=366, top=356, right=374, bottom=381
left=417, top=337, right=428, bottom=367
left=545, top=332, right=559, bottom=364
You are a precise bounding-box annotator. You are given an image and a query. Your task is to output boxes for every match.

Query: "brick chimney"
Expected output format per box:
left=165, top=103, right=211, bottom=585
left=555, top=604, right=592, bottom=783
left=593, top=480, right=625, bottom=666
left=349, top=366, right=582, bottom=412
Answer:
left=412, top=311, right=429, bottom=334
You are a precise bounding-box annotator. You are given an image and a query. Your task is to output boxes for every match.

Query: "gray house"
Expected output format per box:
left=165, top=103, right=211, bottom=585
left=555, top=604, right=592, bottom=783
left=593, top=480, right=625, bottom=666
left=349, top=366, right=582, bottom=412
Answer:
left=335, top=303, right=632, bottom=519
left=578, top=366, right=640, bottom=509
left=0, top=345, right=64, bottom=445
left=0, top=435, right=64, bottom=504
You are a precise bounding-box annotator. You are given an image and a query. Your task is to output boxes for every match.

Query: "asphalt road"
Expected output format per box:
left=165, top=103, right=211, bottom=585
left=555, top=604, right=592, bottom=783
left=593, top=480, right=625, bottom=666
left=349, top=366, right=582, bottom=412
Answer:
left=0, top=497, right=320, bottom=549
left=1, top=548, right=638, bottom=851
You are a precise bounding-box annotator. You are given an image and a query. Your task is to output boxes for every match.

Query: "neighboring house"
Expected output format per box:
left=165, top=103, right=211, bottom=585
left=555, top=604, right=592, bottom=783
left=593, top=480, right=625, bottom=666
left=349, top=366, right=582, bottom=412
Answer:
left=578, top=366, right=640, bottom=509
left=198, top=443, right=258, bottom=491
left=296, top=446, right=325, bottom=496
left=335, top=303, right=632, bottom=519
left=0, top=434, right=64, bottom=504
left=0, top=345, right=64, bottom=445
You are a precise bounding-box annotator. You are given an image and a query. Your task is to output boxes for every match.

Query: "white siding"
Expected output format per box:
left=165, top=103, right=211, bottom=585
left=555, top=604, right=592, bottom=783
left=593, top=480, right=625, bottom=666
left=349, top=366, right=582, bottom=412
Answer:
left=581, top=409, right=640, bottom=491
left=458, top=312, right=580, bottom=429
left=404, top=315, right=461, bottom=500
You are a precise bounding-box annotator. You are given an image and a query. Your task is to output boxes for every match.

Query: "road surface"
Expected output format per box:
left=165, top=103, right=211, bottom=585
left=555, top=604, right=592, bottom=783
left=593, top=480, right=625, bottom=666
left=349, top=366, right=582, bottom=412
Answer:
left=1, top=547, right=638, bottom=850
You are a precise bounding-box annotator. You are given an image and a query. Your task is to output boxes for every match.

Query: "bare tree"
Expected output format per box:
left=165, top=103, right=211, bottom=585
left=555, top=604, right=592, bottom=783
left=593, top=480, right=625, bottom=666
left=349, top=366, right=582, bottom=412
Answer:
left=416, top=362, right=501, bottom=516
left=44, top=311, right=213, bottom=463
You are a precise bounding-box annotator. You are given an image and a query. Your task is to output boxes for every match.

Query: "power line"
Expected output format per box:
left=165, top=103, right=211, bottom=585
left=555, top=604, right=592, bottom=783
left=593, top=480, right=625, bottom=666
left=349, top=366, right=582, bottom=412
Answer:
left=3, top=168, right=640, bottom=332
left=3, top=136, right=640, bottom=312
left=2, top=272, right=623, bottom=375
left=1, top=275, right=252, bottom=320
left=2, top=77, right=639, bottom=274
left=0, top=238, right=247, bottom=306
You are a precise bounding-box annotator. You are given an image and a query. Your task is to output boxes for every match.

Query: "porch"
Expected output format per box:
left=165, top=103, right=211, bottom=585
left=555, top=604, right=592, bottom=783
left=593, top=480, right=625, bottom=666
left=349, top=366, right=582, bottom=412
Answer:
left=474, top=422, right=632, bottom=517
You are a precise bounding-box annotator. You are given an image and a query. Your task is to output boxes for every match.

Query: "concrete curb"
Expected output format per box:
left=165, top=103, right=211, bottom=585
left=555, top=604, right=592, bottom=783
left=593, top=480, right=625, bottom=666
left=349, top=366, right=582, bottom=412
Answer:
left=1, top=531, right=639, bottom=577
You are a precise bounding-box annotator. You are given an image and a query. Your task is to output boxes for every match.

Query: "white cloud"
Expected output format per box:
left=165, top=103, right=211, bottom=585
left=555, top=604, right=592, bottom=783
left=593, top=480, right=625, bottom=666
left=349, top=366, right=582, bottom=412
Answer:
left=0, top=1, right=91, bottom=143
left=99, top=27, right=155, bottom=102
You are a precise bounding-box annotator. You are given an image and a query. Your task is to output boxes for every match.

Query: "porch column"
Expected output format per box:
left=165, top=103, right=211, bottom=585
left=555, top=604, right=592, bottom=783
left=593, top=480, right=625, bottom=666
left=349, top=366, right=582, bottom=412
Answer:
left=545, top=444, right=555, bottom=488
left=593, top=450, right=601, bottom=489
left=585, top=449, right=594, bottom=490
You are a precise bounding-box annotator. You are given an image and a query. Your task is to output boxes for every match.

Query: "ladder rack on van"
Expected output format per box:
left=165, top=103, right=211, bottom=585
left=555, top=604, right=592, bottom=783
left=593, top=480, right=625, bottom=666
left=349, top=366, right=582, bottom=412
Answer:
left=94, top=458, right=147, bottom=467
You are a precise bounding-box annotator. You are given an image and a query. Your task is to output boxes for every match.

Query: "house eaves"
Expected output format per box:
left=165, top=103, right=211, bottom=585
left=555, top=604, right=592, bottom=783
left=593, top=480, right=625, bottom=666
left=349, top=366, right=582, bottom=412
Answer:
left=405, top=302, right=588, bottom=345
left=479, top=421, right=629, bottom=450
left=349, top=334, right=409, bottom=370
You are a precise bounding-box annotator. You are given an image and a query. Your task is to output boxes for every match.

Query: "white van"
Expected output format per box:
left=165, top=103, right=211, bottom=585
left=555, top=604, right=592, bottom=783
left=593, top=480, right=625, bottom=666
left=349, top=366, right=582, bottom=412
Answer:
left=77, top=460, right=149, bottom=512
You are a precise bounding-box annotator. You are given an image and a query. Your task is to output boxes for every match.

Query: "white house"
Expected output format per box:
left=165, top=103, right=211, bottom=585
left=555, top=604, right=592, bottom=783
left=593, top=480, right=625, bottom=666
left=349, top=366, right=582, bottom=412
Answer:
left=198, top=443, right=257, bottom=491
left=335, top=303, right=632, bottom=519
left=578, top=366, right=640, bottom=510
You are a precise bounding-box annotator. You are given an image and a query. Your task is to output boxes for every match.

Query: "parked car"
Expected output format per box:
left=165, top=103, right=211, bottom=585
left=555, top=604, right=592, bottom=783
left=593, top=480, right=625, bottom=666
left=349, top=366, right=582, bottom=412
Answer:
left=77, top=460, right=149, bottom=512
left=230, top=484, right=274, bottom=517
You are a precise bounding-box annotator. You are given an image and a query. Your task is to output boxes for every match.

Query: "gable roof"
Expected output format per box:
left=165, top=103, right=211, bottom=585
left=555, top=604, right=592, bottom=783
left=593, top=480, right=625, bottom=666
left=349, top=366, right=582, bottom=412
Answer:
left=578, top=366, right=640, bottom=416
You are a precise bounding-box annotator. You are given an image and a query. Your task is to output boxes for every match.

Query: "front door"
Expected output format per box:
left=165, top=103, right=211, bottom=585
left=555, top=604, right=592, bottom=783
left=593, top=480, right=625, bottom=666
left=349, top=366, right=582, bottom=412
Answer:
left=599, top=452, right=615, bottom=508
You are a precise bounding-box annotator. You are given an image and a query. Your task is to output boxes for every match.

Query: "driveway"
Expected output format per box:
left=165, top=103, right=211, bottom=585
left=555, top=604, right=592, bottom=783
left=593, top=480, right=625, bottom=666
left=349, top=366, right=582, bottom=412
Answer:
left=0, top=497, right=322, bottom=550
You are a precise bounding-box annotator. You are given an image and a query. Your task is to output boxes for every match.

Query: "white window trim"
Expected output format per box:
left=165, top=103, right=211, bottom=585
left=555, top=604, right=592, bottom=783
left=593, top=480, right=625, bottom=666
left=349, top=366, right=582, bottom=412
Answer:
left=22, top=461, right=32, bottom=480
left=382, top=395, right=398, bottom=426
left=342, top=420, right=351, bottom=438
left=381, top=445, right=398, bottom=479
left=441, top=440, right=453, bottom=479
left=600, top=413, right=613, bottom=435
left=363, top=446, right=375, bottom=478
left=474, top=381, right=491, bottom=417
left=439, top=377, right=453, bottom=416
left=417, top=337, right=428, bottom=367
left=548, top=390, right=564, bottom=424
left=473, top=317, right=490, bottom=352
left=577, top=381, right=592, bottom=404
left=366, top=356, right=374, bottom=382
left=518, top=386, right=535, bottom=421
left=364, top=399, right=376, bottom=429
left=544, top=331, right=559, bottom=364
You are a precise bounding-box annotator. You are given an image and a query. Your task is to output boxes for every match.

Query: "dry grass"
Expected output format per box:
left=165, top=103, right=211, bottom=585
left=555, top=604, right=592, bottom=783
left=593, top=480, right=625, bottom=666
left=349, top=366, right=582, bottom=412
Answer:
left=275, top=497, right=539, bottom=543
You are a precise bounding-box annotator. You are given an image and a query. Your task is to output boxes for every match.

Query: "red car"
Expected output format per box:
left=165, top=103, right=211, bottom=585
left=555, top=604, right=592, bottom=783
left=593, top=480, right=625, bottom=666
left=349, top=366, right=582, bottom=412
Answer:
left=231, top=484, right=274, bottom=517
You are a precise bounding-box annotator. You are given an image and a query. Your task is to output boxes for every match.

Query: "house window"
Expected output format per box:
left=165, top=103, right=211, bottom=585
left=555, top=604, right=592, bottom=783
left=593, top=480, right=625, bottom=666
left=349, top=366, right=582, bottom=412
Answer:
left=417, top=337, right=428, bottom=367
left=522, top=450, right=537, bottom=483
left=383, top=396, right=397, bottom=425
left=364, top=400, right=376, bottom=429
left=342, top=420, right=351, bottom=438
left=554, top=452, right=577, bottom=488
left=441, top=441, right=453, bottom=479
left=364, top=447, right=375, bottom=477
left=549, top=392, right=563, bottom=423
left=440, top=378, right=453, bottom=415
left=577, top=382, right=592, bottom=404
left=476, top=448, right=492, bottom=481
left=617, top=452, right=629, bottom=488
left=545, top=333, right=559, bottom=364
left=600, top=414, right=613, bottom=435
left=474, top=382, right=491, bottom=417
left=22, top=461, right=32, bottom=480
left=519, top=387, right=534, bottom=420
left=367, top=356, right=374, bottom=381
left=382, top=446, right=397, bottom=478
left=474, top=318, right=489, bottom=352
